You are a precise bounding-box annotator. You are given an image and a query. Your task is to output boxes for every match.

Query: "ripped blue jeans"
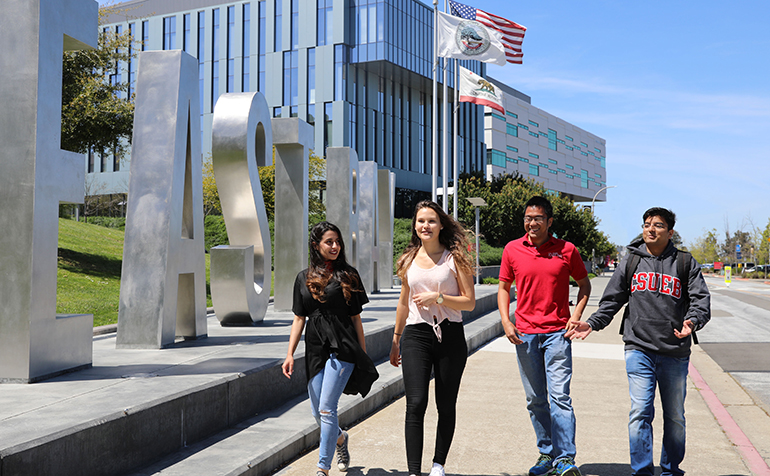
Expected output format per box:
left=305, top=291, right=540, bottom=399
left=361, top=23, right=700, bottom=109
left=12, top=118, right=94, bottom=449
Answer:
left=308, top=353, right=355, bottom=470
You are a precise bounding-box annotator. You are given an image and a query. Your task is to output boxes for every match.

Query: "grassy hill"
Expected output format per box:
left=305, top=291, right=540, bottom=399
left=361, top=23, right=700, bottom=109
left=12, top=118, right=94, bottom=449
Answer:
left=57, top=219, right=214, bottom=327
left=57, top=219, right=125, bottom=327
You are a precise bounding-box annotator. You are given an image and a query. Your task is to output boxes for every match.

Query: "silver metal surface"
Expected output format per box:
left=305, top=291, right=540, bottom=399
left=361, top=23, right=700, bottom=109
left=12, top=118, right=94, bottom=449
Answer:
left=210, top=92, right=273, bottom=325
left=325, top=147, right=360, bottom=269
left=358, top=161, right=380, bottom=293
left=117, top=51, right=207, bottom=348
left=272, top=118, right=314, bottom=311
left=377, top=170, right=396, bottom=289
left=0, top=0, right=97, bottom=382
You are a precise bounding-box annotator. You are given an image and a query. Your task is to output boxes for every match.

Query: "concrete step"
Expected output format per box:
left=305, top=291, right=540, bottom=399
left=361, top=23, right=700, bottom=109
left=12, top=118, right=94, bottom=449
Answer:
left=0, top=285, right=505, bottom=476
left=127, top=310, right=504, bottom=476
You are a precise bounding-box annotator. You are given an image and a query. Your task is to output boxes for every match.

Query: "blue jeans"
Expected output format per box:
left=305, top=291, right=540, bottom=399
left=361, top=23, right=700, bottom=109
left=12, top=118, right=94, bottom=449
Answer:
left=516, top=330, right=576, bottom=462
left=308, top=353, right=355, bottom=470
left=625, top=349, right=689, bottom=476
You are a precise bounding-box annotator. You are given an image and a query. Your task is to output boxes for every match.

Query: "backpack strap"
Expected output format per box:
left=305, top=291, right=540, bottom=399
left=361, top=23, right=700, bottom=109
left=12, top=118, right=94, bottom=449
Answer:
left=619, top=253, right=642, bottom=335
left=677, top=251, right=697, bottom=344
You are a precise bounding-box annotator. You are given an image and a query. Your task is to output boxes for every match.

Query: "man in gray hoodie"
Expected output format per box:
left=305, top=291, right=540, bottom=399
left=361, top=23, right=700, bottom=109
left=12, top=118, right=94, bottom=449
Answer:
left=566, top=207, right=710, bottom=476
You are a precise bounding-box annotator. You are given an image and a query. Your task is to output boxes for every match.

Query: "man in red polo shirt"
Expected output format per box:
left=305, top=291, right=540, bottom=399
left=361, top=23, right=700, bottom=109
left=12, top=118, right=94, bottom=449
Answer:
left=497, top=196, right=591, bottom=476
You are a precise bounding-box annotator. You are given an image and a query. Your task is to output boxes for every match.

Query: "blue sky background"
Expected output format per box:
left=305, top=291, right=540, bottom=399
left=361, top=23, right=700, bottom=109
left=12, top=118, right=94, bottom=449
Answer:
left=479, top=0, right=770, bottom=248
left=99, top=0, right=770, bottom=249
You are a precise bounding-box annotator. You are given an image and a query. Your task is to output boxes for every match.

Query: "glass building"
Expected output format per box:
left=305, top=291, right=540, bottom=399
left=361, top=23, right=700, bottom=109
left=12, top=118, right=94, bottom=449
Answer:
left=483, top=78, right=608, bottom=203
left=99, top=0, right=488, bottom=216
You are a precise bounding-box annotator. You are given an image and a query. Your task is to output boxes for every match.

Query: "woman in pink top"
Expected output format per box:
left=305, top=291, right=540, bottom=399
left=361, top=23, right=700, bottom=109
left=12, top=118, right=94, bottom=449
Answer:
left=389, top=201, right=475, bottom=476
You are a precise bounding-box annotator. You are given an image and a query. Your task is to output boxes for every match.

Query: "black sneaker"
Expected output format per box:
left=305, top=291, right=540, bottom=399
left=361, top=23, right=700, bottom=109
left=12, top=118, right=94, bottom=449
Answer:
left=528, top=454, right=553, bottom=476
left=336, top=430, right=350, bottom=471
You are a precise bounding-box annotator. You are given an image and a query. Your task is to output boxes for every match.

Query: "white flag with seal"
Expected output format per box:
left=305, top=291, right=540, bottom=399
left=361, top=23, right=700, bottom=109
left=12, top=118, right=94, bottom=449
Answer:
left=436, top=10, right=506, bottom=65
left=458, top=66, right=504, bottom=114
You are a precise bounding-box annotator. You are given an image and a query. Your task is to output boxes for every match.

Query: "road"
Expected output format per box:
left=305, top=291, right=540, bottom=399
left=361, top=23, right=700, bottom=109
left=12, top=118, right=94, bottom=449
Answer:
left=699, top=274, right=770, bottom=413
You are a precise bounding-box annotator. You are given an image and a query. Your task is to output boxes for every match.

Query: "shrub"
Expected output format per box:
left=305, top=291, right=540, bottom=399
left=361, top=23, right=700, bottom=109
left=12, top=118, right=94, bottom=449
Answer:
left=85, top=216, right=126, bottom=229
left=204, top=215, right=229, bottom=252
left=482, top=277, right=499, bottom=285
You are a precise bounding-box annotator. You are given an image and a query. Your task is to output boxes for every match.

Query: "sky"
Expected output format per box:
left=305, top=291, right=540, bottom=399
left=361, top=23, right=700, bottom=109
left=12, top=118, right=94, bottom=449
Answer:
left=479, top=0, right=770, bottom=248
left=97, top=0, right=770, bottom=248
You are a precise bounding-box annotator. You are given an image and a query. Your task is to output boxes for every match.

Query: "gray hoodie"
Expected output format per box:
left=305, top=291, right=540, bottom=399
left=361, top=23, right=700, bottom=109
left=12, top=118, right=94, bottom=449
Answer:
left=586, top=239, right=711, bottom=358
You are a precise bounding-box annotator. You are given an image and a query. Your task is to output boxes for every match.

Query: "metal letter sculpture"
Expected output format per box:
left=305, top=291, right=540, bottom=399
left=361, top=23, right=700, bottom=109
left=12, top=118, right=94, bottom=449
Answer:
left=0, top=0, right=97, bottom=382
left=117, top=51, right=207, bottom=348
left=358, top=161, right=380, bottom=293
left=210, top=92, right=273, bottom=325
left=272, top=118, right=314, bottom=310
left=325, top=147, right=360, bottom=269
left=378, top=170, right=396, bottom=289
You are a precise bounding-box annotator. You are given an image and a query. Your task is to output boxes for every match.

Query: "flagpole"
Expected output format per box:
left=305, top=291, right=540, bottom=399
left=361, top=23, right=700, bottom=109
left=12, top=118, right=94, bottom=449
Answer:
left=441, top=0, right=449, bottom=213
left=453, top=58, right=459, bottom=220
left=431, top=0, right=438, bottom=203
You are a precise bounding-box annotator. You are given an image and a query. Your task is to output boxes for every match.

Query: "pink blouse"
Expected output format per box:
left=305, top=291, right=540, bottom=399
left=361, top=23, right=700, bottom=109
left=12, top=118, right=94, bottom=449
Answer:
left=405, top=249, right=463, bottom=340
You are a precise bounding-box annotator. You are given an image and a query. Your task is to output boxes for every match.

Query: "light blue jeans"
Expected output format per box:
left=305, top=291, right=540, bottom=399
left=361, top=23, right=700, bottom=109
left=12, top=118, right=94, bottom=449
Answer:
left=625, top=349, right=689, bottom=476
left=516, top=330, right=576, bottom=462
left=308, top=353, right=355, bottom=471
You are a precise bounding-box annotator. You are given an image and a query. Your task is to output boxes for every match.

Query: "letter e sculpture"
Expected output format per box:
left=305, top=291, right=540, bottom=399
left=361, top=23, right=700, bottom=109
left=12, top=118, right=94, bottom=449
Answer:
left=0, top=0, right=97, bottom=382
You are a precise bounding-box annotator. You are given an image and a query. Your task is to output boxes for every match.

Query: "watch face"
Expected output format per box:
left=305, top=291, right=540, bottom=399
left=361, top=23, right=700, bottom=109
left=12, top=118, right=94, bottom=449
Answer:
left=437, top=294, right=443, bottom=304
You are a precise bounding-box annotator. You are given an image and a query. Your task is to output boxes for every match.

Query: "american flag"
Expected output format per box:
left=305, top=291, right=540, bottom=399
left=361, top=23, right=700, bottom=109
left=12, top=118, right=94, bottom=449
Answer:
left=448, top=0, right=526, bottom=64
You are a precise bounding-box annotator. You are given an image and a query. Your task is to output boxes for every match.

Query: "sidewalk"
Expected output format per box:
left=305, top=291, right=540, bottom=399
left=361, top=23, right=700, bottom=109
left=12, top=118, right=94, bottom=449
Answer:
left=274, top=275, right=770, bottom=476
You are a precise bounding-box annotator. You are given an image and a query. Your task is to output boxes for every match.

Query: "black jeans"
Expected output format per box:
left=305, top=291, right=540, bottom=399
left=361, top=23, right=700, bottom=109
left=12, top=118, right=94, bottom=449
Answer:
left=400, top=320, right=467, bottom=475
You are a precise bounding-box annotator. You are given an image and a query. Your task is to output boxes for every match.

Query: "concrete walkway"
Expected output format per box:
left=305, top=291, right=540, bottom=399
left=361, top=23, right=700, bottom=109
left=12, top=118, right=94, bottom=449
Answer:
left=273, top=275, right=770, bottom=476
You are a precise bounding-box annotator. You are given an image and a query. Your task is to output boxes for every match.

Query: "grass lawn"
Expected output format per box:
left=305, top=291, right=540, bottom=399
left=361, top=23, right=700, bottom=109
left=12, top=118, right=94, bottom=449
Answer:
left=57, top=218, right=219, bottom=327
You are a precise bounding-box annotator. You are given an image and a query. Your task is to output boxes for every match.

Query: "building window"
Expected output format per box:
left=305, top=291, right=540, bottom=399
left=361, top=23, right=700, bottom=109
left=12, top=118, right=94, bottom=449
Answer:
left=548, top=128, right=557, bottom=151
left=88, top=148, right=94, bottom=173
left=283, top=50, right=298, bottom=107
left=274, top=0, right=282, bottom=51
left=506, top=111, right=517, bottom=119
left=183, top=13, right=191, bottom=52
left=334, top=45, right=346, bottom=101
left=528, top=120, right=538, bottom=127
left=548, top=158, right=557, bottom=164
left=227, top=6, right=235, bottom=92
left=506, top=145, right=518, bottom=152
left=529, top=164, right=539, bottom=176
left=243, top=4, right=251, bottom=92
left=566, top=163, right=574, bottom=170
left=141, top=20, right=149, bottom=50
left=528, top=152, right=539, bottom=159
left=487, top=149, right=506, bottom=167
left=565, top=135, right=573, bottom=141
left=581, top=141, right=588, bottom=148
left=307, top=47, right=315, bottom=104
left=274, top=106, right=282, bottom=117
left=317, top=0, right=333, bottom=45
left=258, top=0, right=266, bottom=92
left=197, top=11, right=205, bottom=114
left=581, top=169, right=589, bottom=188
left=291, top=0, right=299, bottom=50
left=113, top=148, right=120, bottom=172
left=506, top=123, right=517, bottom=137
left=163, top=16, right=176, bottom=50
left=488, top=112, right=505, bottom=121
left=128, top=23, right=135, bottom=96
left=517, top=123, right=528, bottom=130
left=324, top=102, right=333, bottom=149
left=212, top=8, right=220, bottom=109
left=308, top=104, right=315, bottom=124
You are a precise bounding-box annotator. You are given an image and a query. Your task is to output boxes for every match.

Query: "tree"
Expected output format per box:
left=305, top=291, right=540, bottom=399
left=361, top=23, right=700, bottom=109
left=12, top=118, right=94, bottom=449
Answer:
left=201, top=148, right=325, bottom=221
left=688, top=228, right=721, bottom=264
left=61, top=6, right=135, bottom=161
left=456, top=171, right=615, bottom=260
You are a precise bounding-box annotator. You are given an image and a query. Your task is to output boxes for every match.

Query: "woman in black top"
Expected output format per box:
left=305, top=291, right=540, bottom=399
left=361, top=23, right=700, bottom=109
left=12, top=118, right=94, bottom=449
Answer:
left=282, top=221, right=377, bottom=476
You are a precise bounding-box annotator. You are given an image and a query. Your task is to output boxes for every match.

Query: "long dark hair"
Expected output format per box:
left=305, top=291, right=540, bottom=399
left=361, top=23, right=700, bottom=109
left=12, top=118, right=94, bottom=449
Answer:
left=396, top=201, right=473, bottom=281
left=306, top=221, right=361, bottom=303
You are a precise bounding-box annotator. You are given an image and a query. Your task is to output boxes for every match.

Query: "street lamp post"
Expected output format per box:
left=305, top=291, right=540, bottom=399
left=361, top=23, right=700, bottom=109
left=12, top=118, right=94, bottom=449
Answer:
left=591, top=185, right=616, bottom=215
left=466, top=197, right=487, bottom=285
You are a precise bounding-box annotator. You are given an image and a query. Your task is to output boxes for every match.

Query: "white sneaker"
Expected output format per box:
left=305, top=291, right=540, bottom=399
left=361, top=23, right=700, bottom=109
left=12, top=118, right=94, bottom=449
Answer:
left=429, top=463, right=445, bottom=476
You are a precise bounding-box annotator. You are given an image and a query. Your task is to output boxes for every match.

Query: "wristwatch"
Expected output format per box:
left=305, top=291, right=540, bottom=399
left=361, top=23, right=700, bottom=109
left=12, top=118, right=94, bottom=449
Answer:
left=436, top=292, right=444, bottom=304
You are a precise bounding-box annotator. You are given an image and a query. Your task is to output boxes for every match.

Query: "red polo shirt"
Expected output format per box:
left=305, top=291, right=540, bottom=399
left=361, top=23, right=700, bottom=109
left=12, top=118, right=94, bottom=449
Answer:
left=499, top=235, right=587, bottom=334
